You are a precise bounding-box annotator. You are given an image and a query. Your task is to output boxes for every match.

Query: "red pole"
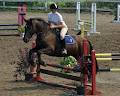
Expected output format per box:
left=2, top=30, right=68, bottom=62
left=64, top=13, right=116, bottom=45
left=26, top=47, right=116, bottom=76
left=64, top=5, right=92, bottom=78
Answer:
left=91, top=50, right=96, bottom=95
left=83, top=38, right=89, bottom=96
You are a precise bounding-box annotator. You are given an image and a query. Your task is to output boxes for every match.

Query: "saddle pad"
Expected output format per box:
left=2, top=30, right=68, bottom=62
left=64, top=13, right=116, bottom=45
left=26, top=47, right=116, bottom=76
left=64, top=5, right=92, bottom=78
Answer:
left=65, top=35, right=75, bottom=44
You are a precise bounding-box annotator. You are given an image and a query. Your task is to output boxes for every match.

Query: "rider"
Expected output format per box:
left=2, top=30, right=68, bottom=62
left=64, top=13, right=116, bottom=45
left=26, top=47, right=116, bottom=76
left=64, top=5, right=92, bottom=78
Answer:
left=48, top=3, right=68, bottom=54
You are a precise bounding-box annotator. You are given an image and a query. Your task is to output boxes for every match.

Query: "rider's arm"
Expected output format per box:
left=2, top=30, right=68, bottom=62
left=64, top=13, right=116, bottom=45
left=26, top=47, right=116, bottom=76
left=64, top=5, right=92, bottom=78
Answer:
left=50, top=22, right=65, bottom=29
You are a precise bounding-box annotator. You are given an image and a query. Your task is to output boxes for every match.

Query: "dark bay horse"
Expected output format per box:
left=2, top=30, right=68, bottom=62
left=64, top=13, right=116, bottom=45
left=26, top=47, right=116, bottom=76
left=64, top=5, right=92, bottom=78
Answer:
left=23, top=18, right=98, bottom=80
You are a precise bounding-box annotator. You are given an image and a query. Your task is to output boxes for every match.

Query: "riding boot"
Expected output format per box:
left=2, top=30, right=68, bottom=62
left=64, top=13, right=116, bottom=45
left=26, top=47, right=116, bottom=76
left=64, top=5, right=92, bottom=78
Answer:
left=61, top=39, right=67, bottom=54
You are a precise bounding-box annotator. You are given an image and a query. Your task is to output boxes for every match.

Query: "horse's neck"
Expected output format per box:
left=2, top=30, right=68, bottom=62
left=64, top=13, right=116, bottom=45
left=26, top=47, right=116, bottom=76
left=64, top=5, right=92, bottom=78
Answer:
left=37, top=30, right=55, bottom=40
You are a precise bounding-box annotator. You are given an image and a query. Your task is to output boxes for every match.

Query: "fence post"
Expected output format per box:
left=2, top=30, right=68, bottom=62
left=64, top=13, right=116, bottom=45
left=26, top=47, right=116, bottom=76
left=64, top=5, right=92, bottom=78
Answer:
left=91, top=50, right=96, bottom=95
left=76, top=2, right=81, bottom=31
left=83, top=39, right=89, bottom=96
left=90, top=3, right=96, bottom=34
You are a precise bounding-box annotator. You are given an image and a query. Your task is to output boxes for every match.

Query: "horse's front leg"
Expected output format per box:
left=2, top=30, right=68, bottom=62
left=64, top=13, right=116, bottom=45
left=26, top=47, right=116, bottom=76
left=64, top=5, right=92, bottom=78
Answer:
left=28, top=48, right=37, bottom=66
left=25, top=48, right=38, bottom=81
left=37, top=52, right=46, bottom=66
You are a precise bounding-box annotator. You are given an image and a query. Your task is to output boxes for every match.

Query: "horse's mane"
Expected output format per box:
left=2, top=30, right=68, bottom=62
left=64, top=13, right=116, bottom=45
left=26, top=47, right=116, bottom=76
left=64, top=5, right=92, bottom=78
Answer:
left=30, top=18, right=49, bottom=25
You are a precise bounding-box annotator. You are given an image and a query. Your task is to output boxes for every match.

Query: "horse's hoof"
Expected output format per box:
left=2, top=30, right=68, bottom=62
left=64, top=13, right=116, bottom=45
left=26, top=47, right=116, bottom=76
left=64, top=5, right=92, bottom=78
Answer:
left=32, top=76, right=44, bottom=81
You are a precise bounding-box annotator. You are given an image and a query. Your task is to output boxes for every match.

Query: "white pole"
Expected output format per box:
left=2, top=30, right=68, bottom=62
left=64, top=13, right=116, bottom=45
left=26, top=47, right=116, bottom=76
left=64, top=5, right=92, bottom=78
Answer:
left=76, top=2, right=81, bottom=31
left=45, top=1, right=48, bottom=11
left=3, top=1, right=5, bottom=8
left=117, top=4, right=120, bottom=22
left=90, top=3, right=96, bottom=34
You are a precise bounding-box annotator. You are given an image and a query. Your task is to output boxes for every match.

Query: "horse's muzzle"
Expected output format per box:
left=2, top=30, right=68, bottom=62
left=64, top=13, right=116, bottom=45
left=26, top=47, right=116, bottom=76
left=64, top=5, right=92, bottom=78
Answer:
left=23, top=37, right=29, bottom=43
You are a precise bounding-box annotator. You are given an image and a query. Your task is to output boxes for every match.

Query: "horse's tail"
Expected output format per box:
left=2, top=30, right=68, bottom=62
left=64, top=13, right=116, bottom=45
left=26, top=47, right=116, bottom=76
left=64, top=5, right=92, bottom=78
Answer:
left=88, top=40, right=99, bottom=73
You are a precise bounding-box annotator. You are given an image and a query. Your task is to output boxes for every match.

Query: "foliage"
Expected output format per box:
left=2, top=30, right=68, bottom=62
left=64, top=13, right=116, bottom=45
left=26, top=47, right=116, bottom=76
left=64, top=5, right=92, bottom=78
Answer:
left=60, top=56, right=77, bottom=73
left=60, top=56, right=77, bottom=67
left=56, top=2, right=66, bottom=7
left=96, top=2, right=117, bottom=9
left=18, top=26, right=25, bottom=33
left=0, top=1, right=118, bottom=12
left=64, top=1, right=76, bottom=7
left=32, top=1, right=45, bottom=7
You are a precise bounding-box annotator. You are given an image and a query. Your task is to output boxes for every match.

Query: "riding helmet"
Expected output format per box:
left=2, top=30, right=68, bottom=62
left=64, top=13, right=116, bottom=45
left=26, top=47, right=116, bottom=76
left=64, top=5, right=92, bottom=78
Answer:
left=50, top=3, right=58, bottom=9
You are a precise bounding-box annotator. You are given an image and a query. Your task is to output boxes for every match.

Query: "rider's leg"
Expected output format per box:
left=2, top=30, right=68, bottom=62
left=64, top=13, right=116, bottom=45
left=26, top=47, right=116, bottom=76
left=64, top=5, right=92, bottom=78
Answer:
left=60, top=26, right=68, bottom=54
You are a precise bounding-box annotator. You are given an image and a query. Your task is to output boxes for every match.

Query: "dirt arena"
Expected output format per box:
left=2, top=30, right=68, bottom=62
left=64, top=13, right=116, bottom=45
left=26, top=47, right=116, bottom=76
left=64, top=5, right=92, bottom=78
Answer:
left=0, top=11, right=120, bottom=96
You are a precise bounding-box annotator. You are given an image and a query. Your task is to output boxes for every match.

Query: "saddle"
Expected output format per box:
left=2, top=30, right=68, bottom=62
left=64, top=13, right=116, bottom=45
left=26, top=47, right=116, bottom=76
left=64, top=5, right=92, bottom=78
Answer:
left=51, top=28, right=75, bottom=45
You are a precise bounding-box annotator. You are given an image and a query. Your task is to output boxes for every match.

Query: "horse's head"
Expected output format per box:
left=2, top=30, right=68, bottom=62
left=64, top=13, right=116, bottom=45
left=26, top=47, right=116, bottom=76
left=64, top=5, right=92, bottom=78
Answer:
left=23, top=18, right=35, bottom=43
left=23, top=18, right=50, bottom=43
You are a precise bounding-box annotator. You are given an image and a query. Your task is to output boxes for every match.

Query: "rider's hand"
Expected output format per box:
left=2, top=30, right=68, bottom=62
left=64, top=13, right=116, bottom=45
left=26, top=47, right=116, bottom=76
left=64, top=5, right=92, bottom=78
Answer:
left=50, top=24, right=56, bottom=29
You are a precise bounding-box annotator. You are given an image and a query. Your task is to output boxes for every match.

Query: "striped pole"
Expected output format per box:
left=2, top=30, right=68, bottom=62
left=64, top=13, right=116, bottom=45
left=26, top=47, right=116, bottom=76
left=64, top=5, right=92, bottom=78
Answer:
left=99, top=68, right=120, bottom=72
left=96, top=58, right=120, bottom=61
left=96, top=53, right=120, bottom=57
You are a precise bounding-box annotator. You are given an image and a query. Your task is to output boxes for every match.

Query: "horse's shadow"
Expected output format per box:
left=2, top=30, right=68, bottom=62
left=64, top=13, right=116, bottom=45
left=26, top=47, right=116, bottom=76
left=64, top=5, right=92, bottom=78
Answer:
left=5, top=80, right=78, bottom=96
left=4, top=80, right=64, bottom=91
left=5, top=80, right=52, bottom=91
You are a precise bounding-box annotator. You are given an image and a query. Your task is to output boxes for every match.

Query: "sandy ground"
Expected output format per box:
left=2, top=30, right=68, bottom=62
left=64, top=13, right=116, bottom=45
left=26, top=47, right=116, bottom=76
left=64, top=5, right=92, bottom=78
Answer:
left=0, top=11, right=120, bottom=96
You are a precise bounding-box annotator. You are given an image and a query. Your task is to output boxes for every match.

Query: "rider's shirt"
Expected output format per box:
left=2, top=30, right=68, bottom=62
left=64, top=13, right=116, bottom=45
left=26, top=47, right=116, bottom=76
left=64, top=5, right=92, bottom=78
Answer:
left=48, top=12, right=66, bottom=25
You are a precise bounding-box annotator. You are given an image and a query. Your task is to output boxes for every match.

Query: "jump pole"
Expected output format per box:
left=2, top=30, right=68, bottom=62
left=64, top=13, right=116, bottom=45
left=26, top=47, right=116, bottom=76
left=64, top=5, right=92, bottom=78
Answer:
left=96, top=57, right=120, bottom=61
left=75, top=2, right=81, bottom=31
left=99, top=68, right=120, bottom=72
left=75, top=2, right=98, bottom=37
left=96, top=53, right=120, bottom=57
left=113, top=4, right=120, bottom=23
left=0, top=4, right=26, bottom=31
left=89, top=3, right=97, bottom=34
left=117, top=4, right=120, bottom=22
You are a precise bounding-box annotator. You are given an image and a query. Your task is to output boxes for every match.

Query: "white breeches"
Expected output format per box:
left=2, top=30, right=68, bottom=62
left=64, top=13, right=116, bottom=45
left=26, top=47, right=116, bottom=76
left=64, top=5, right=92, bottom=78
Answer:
left=60, top=26, right=68, bottom=40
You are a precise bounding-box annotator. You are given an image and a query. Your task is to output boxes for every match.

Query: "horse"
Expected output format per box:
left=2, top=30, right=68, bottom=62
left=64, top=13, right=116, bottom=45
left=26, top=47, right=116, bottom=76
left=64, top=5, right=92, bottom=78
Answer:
left=23, top=18, right=98, bottom=81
